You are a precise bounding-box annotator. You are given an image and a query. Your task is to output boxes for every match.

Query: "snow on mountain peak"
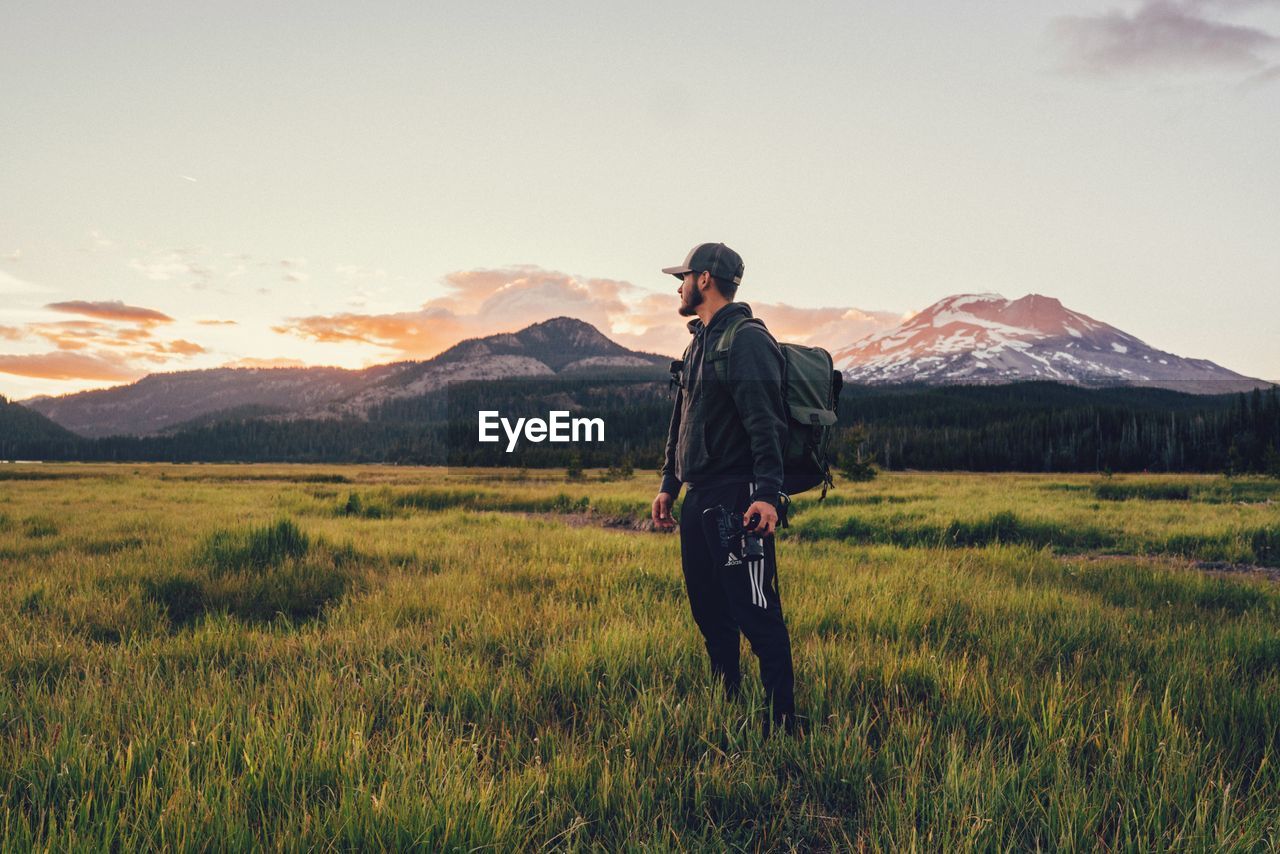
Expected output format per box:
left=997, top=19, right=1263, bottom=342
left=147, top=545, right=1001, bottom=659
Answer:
left=835, top=292, right=1262, bottom=392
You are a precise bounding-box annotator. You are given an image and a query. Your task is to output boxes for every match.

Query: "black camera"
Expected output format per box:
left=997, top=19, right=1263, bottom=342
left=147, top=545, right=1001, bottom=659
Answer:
left=702, top=504, right=766, bottom=562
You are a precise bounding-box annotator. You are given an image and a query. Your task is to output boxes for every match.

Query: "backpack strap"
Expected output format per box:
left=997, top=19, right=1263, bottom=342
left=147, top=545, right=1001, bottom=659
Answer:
left=669, top=340, right=694, bottom=393
left=705, top=316, right=768, bottom=383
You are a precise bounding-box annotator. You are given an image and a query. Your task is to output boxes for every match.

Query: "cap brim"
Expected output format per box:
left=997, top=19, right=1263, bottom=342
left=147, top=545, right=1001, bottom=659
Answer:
left=661, top=265, right=692, bottom=278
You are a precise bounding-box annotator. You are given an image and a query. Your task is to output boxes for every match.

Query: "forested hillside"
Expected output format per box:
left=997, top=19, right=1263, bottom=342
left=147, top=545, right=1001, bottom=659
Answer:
left=4, top=381, right=1278, bottom=475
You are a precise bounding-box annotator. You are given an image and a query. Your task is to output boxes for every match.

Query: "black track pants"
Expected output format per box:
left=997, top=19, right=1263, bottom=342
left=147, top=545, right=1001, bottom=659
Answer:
left=678, top=481, right=795, bottom=729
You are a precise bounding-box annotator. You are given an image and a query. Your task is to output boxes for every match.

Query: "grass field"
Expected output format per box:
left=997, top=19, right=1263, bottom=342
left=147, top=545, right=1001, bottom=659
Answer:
left=2, top=464, right=1278, bottom=850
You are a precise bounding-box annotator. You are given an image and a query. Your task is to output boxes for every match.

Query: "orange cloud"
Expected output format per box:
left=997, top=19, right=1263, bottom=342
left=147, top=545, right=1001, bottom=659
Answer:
left=28, top=321, right=111, bottom=351
left=223, top=356, right=308, bottom=369
left=274, top=265, right=901, bottom=360
left=274, top=309, right=466, bottom=357
left=0, top=325, right=26, bottom=341
left=45, top=300, right=174, bottom=325
left=276, top=266, right=632, bottom=357
left=11, top=304, right=206, bottom=392
left=0, top=351, right=145, bottom=381
left=152, top=339, right=205, bottom=356
left=197, top=319, right=238, bottom=326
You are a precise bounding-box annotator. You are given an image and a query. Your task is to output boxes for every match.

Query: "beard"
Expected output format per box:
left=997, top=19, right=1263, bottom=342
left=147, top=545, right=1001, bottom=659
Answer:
left=677, top=282, right=703, bottom=317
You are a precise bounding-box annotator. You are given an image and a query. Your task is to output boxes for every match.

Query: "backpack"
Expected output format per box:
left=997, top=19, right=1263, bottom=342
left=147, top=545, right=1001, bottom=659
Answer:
left=678, top=316, right=843, bottom=499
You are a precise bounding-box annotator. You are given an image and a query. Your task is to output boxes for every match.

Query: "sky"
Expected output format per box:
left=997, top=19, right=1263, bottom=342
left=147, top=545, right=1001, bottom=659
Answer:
left=2, top=0, right=1278, bottom=402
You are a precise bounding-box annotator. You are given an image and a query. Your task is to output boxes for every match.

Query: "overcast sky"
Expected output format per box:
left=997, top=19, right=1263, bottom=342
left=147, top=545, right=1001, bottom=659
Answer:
left=2, top=0, right=1278, bottom=401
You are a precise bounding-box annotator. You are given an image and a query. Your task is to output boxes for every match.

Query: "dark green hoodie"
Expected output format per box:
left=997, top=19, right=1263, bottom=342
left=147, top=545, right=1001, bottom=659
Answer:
left=660, top=302, right=787, bottom=509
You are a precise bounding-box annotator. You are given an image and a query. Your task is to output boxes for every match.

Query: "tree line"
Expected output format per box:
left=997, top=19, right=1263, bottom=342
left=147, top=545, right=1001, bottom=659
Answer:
left=3, top=381, right=1278, bottom=475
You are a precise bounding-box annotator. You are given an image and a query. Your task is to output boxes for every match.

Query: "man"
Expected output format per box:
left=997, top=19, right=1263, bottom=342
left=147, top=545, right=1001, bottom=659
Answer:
left=650, top=242, right=797, bottom=735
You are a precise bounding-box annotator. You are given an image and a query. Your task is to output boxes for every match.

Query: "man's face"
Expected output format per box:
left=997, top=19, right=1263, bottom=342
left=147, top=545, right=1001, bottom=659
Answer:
left=677, top=271, right=703, bottom=317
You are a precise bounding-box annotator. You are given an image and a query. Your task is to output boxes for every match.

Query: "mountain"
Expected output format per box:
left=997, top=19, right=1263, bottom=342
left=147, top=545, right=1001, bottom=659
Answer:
left=0, top=393, right=79, bottom=452
left=834, top=293, right=1267, bottom=393
left=20, top=317, right=670, bottom=438
left=21, top=366, right=371, bottom=439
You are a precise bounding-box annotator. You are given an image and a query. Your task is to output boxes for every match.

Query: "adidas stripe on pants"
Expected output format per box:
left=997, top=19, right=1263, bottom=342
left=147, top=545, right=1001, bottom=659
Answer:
left=678, top=480, right=796, bottom=730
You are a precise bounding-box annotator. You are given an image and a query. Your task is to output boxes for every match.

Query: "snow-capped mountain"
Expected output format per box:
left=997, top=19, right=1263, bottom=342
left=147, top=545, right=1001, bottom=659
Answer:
left=835, top=293, right=1266, bottom=393
left=21, top=318, right=669, bottom=437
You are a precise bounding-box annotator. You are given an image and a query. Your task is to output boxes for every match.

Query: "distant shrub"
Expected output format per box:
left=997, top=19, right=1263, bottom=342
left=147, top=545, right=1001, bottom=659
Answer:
left=603, top=454, right=635, bottom=481
left=550, top=493, right=590, bottom=513
left=838, top=426, right=878, bottom=482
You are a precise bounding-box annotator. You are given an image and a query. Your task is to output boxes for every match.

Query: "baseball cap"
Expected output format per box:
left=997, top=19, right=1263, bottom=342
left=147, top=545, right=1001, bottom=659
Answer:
left=662, top=242, right=745, bottom=285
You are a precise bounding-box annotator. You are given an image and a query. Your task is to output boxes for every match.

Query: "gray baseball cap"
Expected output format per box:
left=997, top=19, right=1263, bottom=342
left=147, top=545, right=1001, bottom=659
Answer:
left=662, top=242, right=745, bottom=285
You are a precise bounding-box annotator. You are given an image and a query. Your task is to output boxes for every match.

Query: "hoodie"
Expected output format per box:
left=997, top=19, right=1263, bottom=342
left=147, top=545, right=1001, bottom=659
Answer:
left=659, top=302, right=788, bottom=509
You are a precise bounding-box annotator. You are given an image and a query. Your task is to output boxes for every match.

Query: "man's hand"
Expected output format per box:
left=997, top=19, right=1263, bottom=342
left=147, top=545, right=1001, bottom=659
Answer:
left=652, top=492, right=677, bottom=530
left=743, top=500, right=778, bottom=537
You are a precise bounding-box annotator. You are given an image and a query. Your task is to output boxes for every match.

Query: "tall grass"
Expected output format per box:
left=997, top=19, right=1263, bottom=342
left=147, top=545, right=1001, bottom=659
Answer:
left=0, top=464, right=1277, bottom=849
left=143, top=518, right=362, bottom=626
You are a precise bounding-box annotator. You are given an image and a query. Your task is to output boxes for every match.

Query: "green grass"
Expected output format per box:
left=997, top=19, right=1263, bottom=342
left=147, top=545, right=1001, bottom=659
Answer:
left=0, top=464, right=1278, bottom=849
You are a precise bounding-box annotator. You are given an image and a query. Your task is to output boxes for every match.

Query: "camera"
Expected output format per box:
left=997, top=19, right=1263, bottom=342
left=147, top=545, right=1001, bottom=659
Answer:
left=702, top=504, right=766, bottom=562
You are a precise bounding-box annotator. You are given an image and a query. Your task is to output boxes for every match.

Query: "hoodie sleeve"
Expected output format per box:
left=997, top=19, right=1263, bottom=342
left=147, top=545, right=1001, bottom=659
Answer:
left=659, top=386, right=683, bottom=497
left=727, top=324, right=788, bottom=509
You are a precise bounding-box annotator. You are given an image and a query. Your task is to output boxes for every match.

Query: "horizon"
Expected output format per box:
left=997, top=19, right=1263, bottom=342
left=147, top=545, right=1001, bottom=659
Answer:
left=3, top=2, right=1278, bottom=400
left=8, top=297, right=1276, bottom=407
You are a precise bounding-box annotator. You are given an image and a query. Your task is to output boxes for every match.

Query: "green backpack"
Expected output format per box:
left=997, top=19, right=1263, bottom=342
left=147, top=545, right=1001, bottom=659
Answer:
left=684, top=316, right=843, bottom=499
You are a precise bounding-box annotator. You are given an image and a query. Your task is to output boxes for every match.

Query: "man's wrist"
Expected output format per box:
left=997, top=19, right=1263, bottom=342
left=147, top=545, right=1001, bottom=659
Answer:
left=751, top=491, right=780, bottom=510
left=660, top=476, right=682, bottom=497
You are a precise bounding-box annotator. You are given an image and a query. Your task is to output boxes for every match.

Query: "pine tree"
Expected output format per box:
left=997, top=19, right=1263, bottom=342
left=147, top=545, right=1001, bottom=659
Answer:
left=839, top=425, right=878, bottom=482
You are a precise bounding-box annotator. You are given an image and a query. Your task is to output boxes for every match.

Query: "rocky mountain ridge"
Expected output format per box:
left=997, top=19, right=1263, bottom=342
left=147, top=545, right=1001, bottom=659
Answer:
left=21, top=317, right=669, bottom=437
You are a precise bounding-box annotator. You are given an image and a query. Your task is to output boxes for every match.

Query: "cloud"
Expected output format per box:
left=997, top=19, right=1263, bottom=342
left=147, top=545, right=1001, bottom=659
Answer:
left=222, top=356, right=309, bottom=369
left=3, top=249, right=19, bottom=262
left=0, top=351, right=144, bottom=382
left=28, top=321, right=104, bottom=351
left=274, top=309, right=465, bottom=356
left=45, top=300, right=174, bottom=325
left=197, top=318, right=238, bottom=326
left=279, top=258, right=310, bottom=283
left=3, top=297, right=207, bottom=392
left=335, top=264, right=388, bottom=281
left=153, top=339, right=205, bottom=356
left=275, top=266, right=633, bottom=357
left=609, top=293, right=901, bottom=357
left=274, top=265, right=901, bottom=360
left=129, top=247, right=214, bottom=286
left=1050, top=0, right=1279, bottom=75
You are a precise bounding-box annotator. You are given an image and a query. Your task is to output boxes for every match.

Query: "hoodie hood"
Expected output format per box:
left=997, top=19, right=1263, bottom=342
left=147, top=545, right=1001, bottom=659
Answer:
left=686, top=302, right=754, bottom=336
